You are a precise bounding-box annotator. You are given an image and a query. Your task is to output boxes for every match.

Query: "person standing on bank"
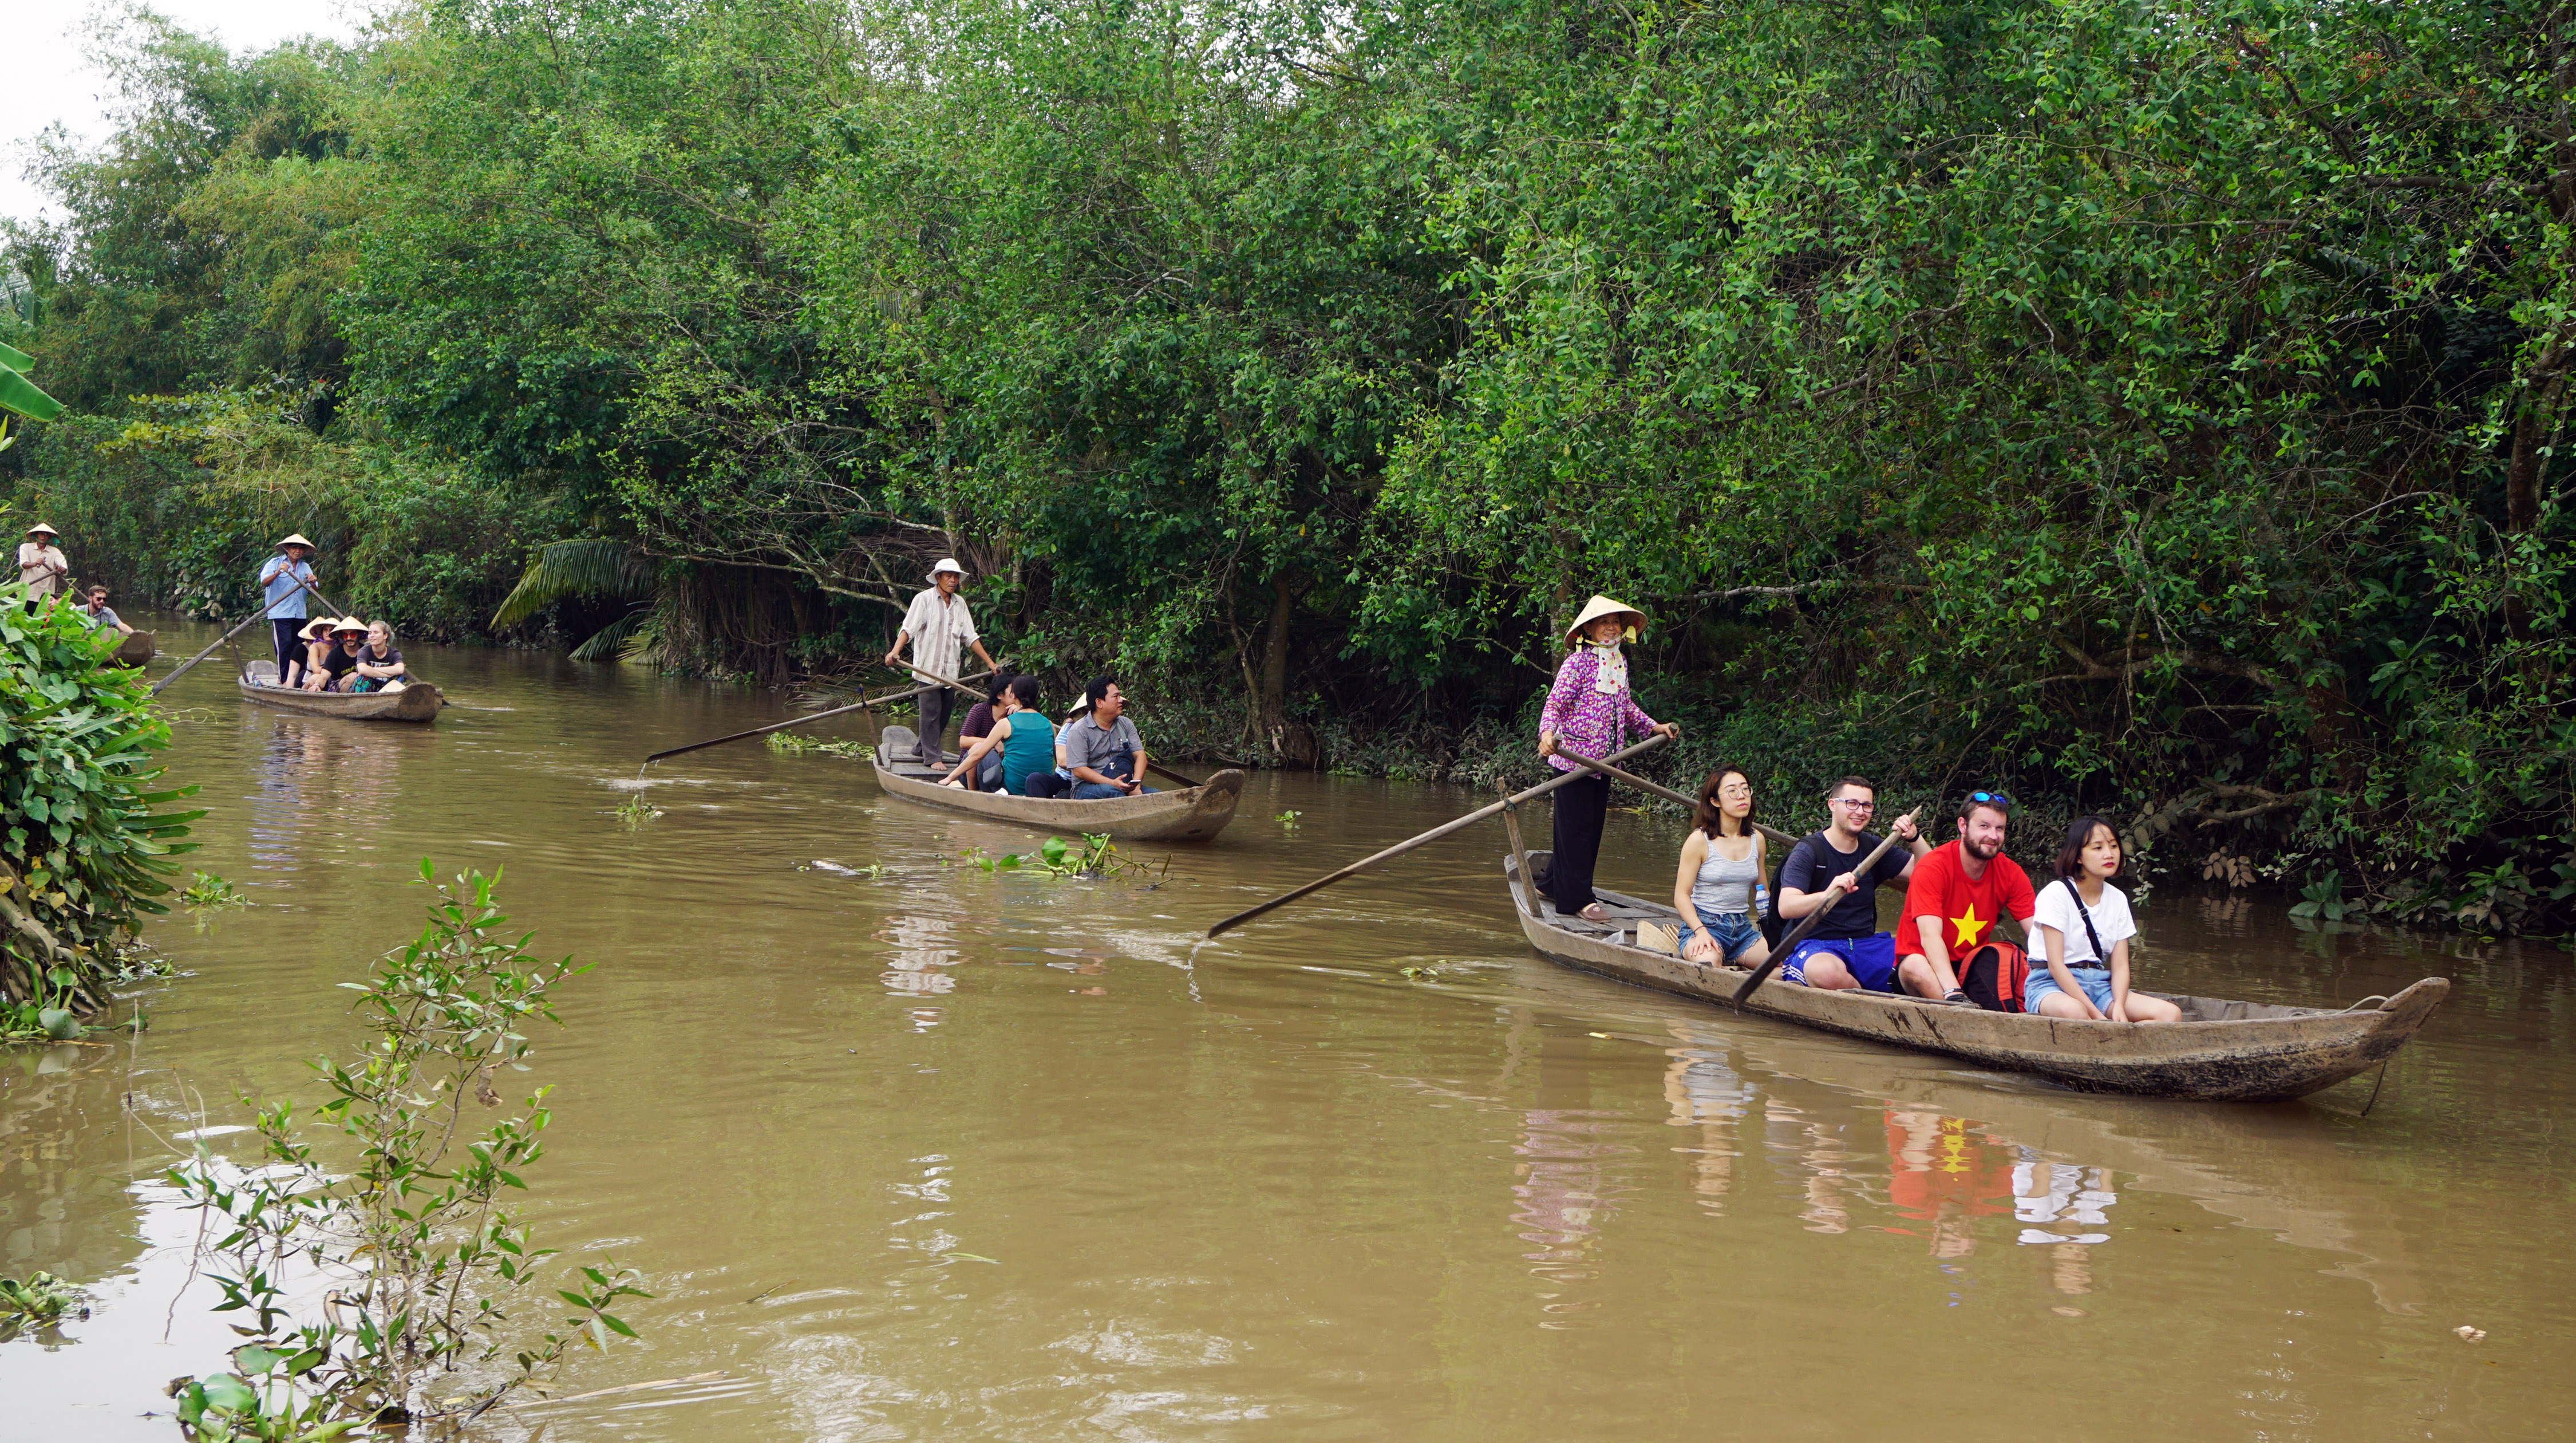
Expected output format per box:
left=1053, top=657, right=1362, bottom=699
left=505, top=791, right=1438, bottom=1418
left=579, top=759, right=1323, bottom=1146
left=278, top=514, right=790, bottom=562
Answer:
left=884, top=557, right=1000, bottom=767
left=1538, top=595, right=1681, bottom=922
left=260, top=534, right=321, bottom=671
left=1776, top=775, right=1932, bottom=995
left=17, top=523, right=68, bottom=609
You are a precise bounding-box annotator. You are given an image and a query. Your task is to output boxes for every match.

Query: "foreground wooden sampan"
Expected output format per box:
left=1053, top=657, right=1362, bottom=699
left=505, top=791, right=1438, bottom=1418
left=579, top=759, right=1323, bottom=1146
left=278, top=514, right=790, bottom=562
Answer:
left=1506, top=851, right=2448, bottom=1102
left=871, top=724, right=1245, bottom=842
left=110, top=630, right=156, bottom=666
left=236, top=660, right=444, bottom=722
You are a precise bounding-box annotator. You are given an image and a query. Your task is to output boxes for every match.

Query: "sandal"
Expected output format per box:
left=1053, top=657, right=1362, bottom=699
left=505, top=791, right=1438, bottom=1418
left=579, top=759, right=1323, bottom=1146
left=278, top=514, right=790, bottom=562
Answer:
left=1577, top=902, right=1612, bottom=923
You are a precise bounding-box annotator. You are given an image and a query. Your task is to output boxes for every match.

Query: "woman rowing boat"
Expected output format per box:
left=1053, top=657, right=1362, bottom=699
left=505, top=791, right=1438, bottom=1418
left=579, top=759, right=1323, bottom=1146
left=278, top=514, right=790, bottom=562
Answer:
left=1536, top=594, right=1679, bottom=922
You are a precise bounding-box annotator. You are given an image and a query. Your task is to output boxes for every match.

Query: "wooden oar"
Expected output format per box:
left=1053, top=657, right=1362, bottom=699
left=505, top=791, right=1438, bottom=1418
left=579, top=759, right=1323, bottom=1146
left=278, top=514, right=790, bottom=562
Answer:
left=895, top=659, right=1206, bottom=788
left=150, top=571, right=343, bottom=695
left=1556, top=752, right=1798, bottom=847
left=1727, top=809, right=1918, bottom=1010
left=1207, top=734, right=1672, bottom=939
left=637, top=671, right=992, bottom=772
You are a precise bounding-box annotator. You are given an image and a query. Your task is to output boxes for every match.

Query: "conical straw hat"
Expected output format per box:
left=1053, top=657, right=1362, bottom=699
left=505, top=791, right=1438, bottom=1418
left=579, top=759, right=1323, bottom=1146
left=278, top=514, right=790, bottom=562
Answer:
left=1564, top=594, right=1646, bottom=642
left=276, top=533, right=315, bottom=549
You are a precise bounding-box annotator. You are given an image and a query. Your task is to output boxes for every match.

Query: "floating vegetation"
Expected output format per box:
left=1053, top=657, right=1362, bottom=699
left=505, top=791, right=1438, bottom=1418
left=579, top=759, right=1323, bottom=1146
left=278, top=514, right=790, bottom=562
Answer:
left=0, top=968, right=90, bottom=1043
left=0, top=1272, right=88, bottom=1338
left=181, top=870, right=250, bottom=910
left=765, top=732, right=867, bottom=758
left=615, top=793, right=665, bottom=824
left=947, top=835, right=1163, bottom=881
left=804, top=860, right=891, bottom=878
left=1274, top=810, right=1301, bottom=828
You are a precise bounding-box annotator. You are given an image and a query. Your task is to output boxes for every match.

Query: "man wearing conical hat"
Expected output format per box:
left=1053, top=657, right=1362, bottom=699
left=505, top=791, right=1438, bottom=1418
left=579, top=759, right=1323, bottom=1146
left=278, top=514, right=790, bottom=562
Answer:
left=16, top=522, right=68, bottom=609
left=884, top=557, right=1001, bottom=766
left=1537, top=595, right=1681, bottom=921
left=260, top=534, right=322, bottom=675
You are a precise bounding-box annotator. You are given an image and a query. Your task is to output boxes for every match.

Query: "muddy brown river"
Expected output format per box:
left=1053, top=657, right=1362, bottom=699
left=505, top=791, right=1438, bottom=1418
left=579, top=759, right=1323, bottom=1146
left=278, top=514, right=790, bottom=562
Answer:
left=6, top=625, right=2573, bottom=1439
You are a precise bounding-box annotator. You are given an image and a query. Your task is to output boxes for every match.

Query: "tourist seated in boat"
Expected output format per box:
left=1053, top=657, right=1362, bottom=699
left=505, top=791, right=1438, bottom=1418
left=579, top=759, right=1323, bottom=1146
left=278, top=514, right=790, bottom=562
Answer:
left=1060, top=676, right=1156, bottom=798
left=1539, top=594, right=1681, bottom=922
left=938, top=676, right=1068, bottom=797
left=306, top=617, right=368, bottom=692
left=285, top=617, right=337, bottom=688
left=2027, top=817, right=2182, bottom=1023
left=957, top=692, right=1000, bottom=785
left=1672, top=766, right=1769, bottom=968
left=343, top=621, right=406, bottom=692
left=1896, top=791, right=2037, bottom=1007
left=1776, top=776, right=1930, bottom=994
left=77, top=585, right=135, bottom=636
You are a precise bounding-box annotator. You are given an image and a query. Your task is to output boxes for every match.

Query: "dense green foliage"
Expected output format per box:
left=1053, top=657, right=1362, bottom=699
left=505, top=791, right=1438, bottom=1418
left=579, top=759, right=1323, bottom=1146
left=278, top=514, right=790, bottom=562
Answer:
left=0, top=585, right=197, bottom=1010
left=2, top=0, right=2570, bottom=926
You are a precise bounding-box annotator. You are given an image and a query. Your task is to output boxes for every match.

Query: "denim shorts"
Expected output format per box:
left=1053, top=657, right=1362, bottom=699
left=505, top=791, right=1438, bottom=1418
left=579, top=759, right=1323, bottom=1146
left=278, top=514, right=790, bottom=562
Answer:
left=2025, top=965, right=2115, bottom=1012
left=1688, top=908, right=1763, bottom=964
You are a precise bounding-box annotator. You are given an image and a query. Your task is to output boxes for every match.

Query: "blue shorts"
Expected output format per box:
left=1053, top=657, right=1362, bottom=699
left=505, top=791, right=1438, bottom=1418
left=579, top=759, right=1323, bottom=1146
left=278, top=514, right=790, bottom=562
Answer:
left=1688, top=908, right=1763, bottom=964
left=2025, top=965, right=2115, bottom=1012
left=1780, top=933, right=1899, bottom=992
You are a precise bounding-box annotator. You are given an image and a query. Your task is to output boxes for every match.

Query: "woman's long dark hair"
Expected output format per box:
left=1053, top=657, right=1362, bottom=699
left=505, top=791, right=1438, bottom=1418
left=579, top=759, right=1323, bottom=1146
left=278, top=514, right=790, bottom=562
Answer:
left=2055, top=815, right=2121, bottom=882
left=1694, top=767, right=1755, bottom=840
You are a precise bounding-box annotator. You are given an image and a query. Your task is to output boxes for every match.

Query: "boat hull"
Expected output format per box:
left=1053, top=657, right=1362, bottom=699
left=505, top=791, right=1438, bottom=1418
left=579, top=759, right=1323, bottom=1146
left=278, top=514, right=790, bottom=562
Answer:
left=871, top=725, right=1244, bottom=842
left=109, top=631, right=156, bottom=667
left=237, top=661, right=443, bottom=722
left=1506, top=851, right=2445, bottom=1102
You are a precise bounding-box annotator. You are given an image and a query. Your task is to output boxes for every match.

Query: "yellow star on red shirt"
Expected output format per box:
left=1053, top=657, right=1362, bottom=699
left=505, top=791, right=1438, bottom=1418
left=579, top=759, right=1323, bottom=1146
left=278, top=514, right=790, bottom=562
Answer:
left=1949, top=903, right=1989, bottom=951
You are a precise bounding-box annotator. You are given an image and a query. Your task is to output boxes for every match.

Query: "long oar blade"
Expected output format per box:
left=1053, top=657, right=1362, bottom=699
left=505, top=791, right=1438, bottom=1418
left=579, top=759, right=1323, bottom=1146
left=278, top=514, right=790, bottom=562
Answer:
left=638, top=670, right=993, bottom=770
left=1206, top=734, right=1671, bottom=939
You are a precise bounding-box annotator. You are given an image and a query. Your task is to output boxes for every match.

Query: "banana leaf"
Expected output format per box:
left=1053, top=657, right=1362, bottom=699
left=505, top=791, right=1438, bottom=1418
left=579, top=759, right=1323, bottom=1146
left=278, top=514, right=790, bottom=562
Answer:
left=0, top=362, right=62, bottom=423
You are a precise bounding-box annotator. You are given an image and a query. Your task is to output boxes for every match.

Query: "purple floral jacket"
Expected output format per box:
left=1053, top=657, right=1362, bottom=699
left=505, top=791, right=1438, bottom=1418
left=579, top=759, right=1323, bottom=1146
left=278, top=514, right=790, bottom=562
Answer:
left=1539, top=645, right=1657, bottom=772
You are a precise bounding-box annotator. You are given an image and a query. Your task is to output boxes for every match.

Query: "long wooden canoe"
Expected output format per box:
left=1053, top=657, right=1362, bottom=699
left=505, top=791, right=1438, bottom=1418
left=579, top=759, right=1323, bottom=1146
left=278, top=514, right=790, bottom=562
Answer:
left=871, top=724, right=1245, bottom=842
left=237, top=660, right=443, bottom=722
left=109, top=630, right=155, bottom=667
left=1504, top=850, right=2447, bottom=1102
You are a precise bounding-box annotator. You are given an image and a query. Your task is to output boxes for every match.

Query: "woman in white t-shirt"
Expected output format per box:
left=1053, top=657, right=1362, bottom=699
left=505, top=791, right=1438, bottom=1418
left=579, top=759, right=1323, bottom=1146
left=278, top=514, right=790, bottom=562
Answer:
left=2025, top=816, right=2182, bottom=1024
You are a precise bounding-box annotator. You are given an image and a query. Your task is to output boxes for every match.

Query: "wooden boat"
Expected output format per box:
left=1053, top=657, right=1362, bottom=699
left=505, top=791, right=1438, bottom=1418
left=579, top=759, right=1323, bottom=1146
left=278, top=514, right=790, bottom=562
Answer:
left=236, top=660, right=443, bottom=722
left=1503, top=850, right=2448, bottom=1102
left=871, top=724, right=1245, bottom=842
left=109, top=630, right=155, bottom=666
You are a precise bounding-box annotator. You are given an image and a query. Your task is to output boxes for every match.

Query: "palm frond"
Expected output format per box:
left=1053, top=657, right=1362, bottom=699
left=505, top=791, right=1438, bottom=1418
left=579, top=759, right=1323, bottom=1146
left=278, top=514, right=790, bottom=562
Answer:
left=492, top=539, right=657, bottom=628
left=568, top=606, right=654, bottom=663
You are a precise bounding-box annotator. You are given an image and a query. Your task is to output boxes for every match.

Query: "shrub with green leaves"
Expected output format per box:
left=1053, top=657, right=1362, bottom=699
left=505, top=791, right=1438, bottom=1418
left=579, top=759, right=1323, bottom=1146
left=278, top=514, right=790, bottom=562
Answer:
left=0, top=590, right=199, bottom=1014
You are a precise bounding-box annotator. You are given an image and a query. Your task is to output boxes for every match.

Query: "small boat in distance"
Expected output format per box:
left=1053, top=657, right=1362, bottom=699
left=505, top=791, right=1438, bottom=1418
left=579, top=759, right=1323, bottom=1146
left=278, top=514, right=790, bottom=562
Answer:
left=237, top=660, right=442, bottom=723
left=1503, top=850, right=2447, bottom=1102
left=871, top=724, right=1245, bottom=842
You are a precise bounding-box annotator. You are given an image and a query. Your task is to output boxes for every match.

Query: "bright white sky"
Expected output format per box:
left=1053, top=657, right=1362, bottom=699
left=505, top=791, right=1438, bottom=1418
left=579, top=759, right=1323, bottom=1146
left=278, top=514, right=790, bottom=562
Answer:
left=5, top=1, right=366, bottom=227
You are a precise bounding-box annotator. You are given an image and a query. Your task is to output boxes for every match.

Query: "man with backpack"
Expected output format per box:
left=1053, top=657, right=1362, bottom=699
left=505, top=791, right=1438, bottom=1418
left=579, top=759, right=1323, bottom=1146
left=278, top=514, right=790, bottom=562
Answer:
left=1897, top=791, right=2038, bottom=1009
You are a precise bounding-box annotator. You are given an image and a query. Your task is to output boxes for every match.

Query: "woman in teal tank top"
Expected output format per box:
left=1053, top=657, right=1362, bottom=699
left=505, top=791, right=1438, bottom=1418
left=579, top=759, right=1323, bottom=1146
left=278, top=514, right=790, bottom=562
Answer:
left=939, top=676, right=1061, bottom=795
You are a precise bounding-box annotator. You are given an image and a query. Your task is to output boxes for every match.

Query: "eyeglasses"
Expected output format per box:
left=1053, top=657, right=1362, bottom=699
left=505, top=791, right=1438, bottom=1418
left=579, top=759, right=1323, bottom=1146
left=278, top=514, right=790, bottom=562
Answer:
left=1968, top=790, right=2014, bottom=808
left=1709, top=783, right=1751, bottom=798
left=1832, top=798, right=1875, bottom=811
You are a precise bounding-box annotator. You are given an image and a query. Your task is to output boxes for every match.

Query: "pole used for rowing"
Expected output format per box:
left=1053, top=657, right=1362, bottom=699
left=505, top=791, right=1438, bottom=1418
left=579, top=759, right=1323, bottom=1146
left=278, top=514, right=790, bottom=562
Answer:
left=1556, top=751, right=1797, bottom=848
left=894, top=659, right=1206, bottom=790
left=1726, top=807, right=1918, bottom=1010
left=1206, top=733, right=1673, bottom=939
left=150, top=571, right=344, bottom=696
left=635, top=671, right=994, bottom=774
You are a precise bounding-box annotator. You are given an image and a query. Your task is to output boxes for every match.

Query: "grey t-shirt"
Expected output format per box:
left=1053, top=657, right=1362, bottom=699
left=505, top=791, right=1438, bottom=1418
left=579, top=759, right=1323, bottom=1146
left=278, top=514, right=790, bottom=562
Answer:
left=1060, top=712, right=1142, bottom=774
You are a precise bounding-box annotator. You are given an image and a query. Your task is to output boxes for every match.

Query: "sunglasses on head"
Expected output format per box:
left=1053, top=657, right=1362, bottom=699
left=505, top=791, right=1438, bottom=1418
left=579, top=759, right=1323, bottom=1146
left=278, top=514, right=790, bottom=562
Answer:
left=1968, top=790, right=2013, bottom=808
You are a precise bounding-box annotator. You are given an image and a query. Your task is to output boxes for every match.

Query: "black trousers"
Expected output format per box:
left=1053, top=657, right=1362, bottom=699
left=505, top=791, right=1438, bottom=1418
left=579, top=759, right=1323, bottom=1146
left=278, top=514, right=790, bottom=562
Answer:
left=915, top=685, right=958, bottom=760
left=1548, top=771, right=1613, bottom=913
left=272, top=618, right=305, bottom=671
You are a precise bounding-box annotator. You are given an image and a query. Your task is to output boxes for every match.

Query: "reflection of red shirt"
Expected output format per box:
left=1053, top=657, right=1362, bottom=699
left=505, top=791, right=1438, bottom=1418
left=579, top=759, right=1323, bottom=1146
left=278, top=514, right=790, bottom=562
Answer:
left=1884, top=1111, right=2017, bottom=1219
left=1899, top=840, right=2035, bottom=959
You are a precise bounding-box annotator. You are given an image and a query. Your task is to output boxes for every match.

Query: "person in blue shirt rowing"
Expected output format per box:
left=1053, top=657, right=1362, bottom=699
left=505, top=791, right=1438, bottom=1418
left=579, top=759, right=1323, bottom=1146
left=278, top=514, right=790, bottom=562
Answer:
left=259, top=533, right=322, bottom=672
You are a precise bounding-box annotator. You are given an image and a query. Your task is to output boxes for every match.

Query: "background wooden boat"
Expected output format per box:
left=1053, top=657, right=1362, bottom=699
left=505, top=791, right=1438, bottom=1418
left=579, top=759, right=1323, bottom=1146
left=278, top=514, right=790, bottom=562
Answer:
left=1504, top=850, right=2446, bottom=1102
left=872, top=724, right=1244, bottom=842
left=109, top=630, right=155, bottom=666
left=237, top=660, right=443, bottom=722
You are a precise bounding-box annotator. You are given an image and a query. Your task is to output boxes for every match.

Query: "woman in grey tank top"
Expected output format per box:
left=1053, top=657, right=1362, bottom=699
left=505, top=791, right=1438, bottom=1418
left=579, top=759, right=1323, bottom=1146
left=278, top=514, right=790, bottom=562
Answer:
left=1670, top=767, right=1771, bottom=968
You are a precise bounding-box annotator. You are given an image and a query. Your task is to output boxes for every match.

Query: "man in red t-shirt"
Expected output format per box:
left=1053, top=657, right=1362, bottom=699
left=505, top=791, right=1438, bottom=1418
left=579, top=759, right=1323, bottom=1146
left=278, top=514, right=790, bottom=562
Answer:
left=1895, top=793, right=2036, bottom=1003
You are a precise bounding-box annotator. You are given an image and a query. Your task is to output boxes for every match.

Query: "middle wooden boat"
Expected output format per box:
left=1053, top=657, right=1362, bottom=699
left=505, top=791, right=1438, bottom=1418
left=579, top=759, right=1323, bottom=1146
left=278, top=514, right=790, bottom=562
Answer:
left=238, top=660, right=444, bottom=722
left=871, top=724, right=1246, bottom=842
left=1504, top=849, right=2447, bottom=1102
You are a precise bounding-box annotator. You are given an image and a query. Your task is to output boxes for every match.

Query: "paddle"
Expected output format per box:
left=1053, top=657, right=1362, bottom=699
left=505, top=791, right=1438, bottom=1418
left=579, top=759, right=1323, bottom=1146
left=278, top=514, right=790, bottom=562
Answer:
left=1728, top=808, right=1918, bottom=1010
left=1206, top=734, right=1672, bottom=939
left=1555, top=751, right=1798, bottom=848
left=150, top=571, right=344, bottom=695
left=894, top=660, right=1206, bottom=789
left=636, top=670, right=993, bottom=772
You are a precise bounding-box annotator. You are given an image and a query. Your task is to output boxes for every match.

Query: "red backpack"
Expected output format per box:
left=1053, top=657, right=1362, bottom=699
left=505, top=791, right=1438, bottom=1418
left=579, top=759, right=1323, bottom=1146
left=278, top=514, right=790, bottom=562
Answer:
left=1957, top=941, right=2030, bottom=1014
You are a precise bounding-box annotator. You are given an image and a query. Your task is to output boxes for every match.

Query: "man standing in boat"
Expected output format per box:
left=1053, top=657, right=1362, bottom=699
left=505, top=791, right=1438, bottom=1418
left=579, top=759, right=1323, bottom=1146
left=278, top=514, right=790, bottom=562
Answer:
left=1776, top=776, right=1931, bottom=995
left=885, top=557, right=1001, bottom=767
left=260, top=534, right=322, bottom=673
left=16, top=522, right=68, bottom=609
left=1895, top=791, right=2036, bottom=1006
